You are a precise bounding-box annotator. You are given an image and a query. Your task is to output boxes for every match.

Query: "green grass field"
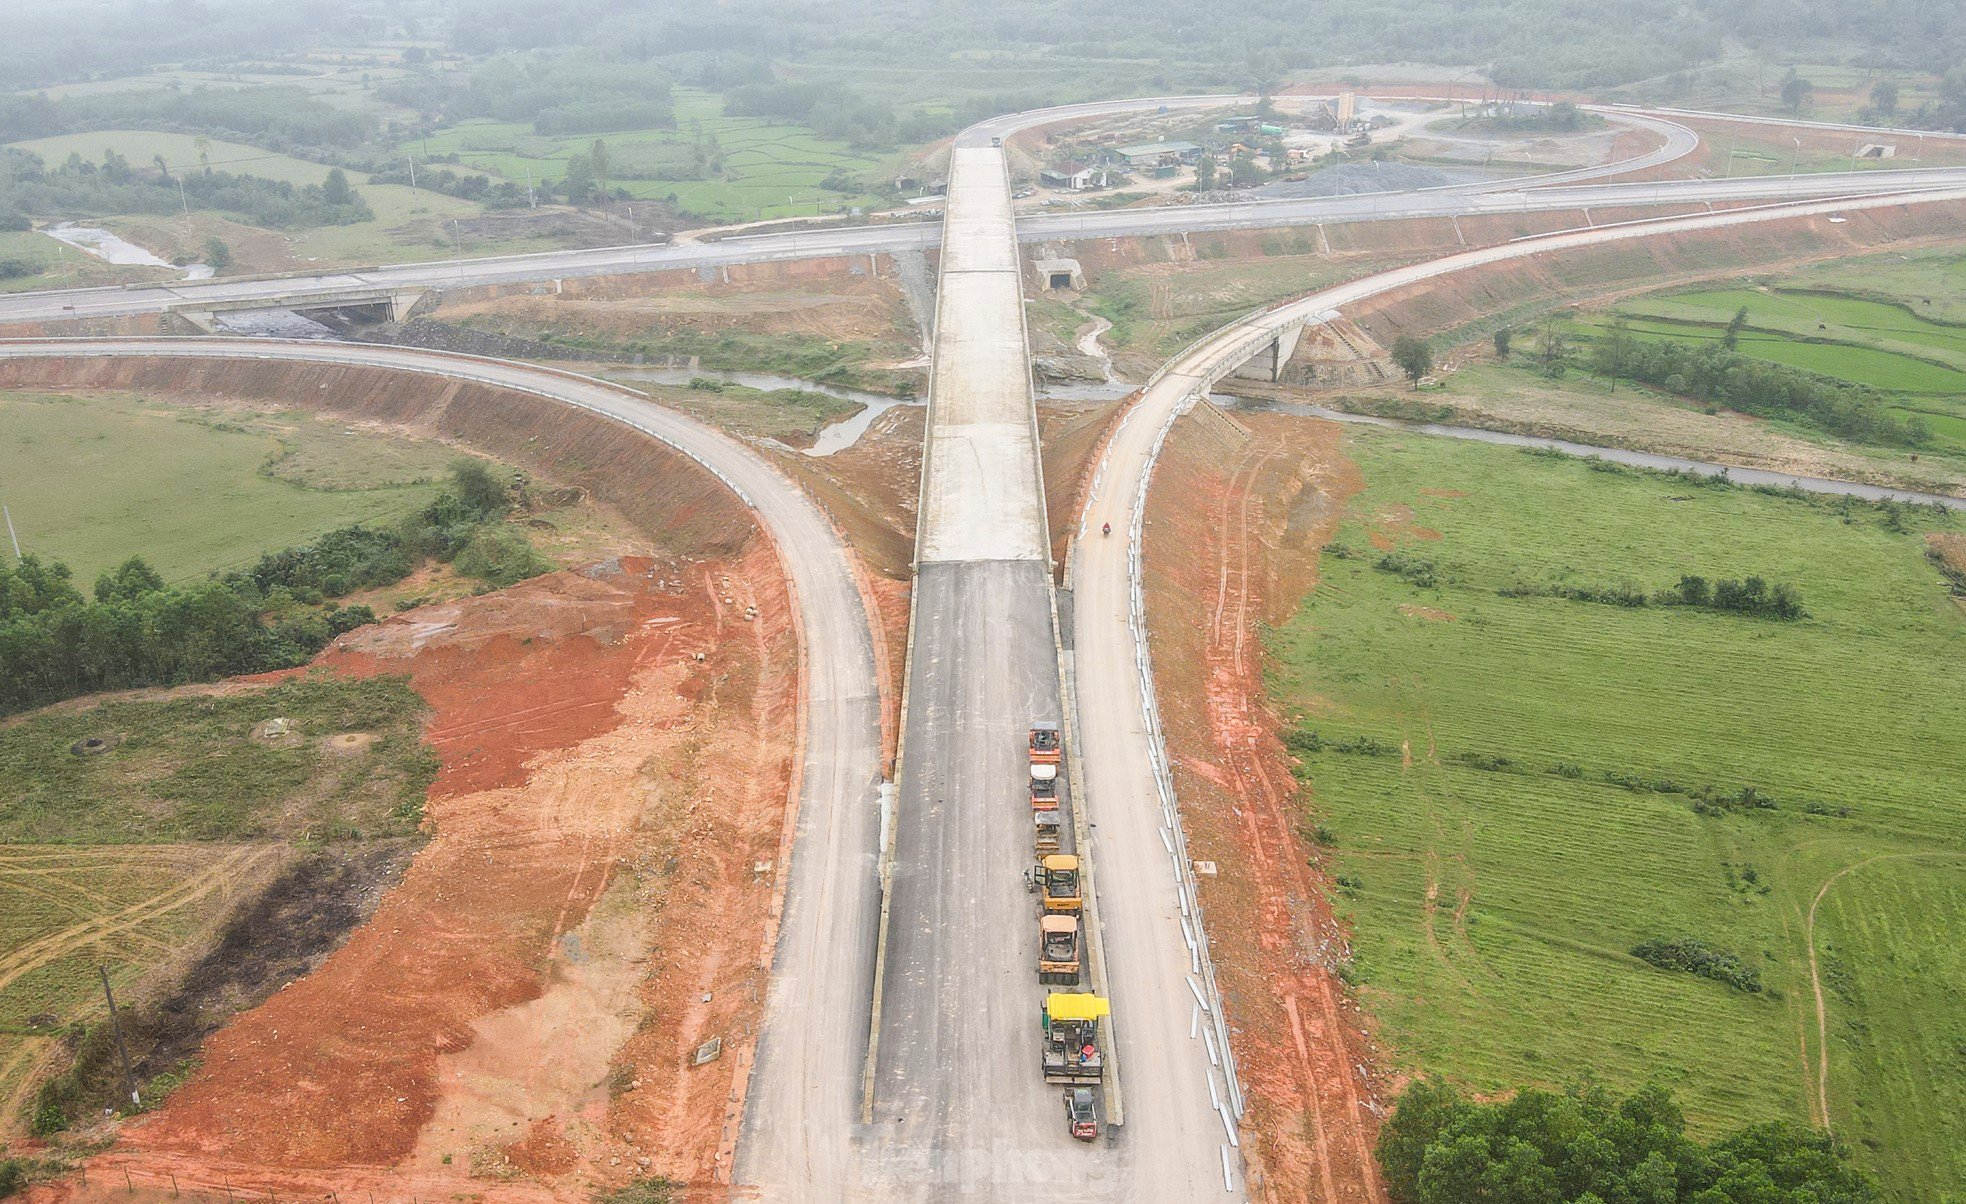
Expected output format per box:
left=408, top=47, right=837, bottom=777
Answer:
left=7, top=130, right=346, bottom=186
left=1271, top=428, right=1966, bottom=1196
left=0, top=392, right=451, bottom=583
left=403, top=87, right=894, bottom=222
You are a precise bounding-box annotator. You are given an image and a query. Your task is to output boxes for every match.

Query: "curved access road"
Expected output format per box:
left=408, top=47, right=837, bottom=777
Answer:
left=0, top=336, right=886, bottom=1196
left=1068, top=182, right=1966, bottom=1190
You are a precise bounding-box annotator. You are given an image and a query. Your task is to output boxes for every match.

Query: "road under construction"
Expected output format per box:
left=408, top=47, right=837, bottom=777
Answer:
left=6, top=93, right=1966, bottom=1203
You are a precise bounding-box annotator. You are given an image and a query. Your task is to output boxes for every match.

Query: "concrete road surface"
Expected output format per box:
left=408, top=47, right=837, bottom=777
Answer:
left=1067, top=183, right=1966, bottom=1197
left=0, top=337, right=887, bottom=1198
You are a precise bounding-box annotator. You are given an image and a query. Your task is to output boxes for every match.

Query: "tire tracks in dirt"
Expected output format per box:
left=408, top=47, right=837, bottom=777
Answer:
left=1145, top=409, right=1384, bottom=1203
left=1802, top=851, right=1965, bottom=1128
left=0, top=846, right=279, bottom=998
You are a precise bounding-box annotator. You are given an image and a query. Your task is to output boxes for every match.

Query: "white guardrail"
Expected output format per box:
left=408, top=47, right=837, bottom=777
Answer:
left=1124, top=379, right=1247, bottom=1127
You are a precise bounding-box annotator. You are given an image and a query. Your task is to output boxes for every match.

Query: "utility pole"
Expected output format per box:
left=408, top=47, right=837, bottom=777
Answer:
left=176, top=175, right=192, bottom=244
left=98, top=965, right=139, bottom=1109
left=3, top=503, right=19, bottom=559
left=407, top=153, right=418, bottom=192
left=524, top=166, right=536, bottom=208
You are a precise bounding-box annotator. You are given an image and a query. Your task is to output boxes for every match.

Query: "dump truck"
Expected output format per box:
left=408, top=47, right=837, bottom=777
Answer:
left=1041, top=992, right=1109, bottom=1084
left=1064, top=1086, right=1100, bottom=1140
left=1028, top=721, right=1062, bottom=765
left=1033, top=807, right=1063, bottom=854
left=1039, top=913, right=1081, bottom=983
left=1028, top=853, right=1082, bottom=913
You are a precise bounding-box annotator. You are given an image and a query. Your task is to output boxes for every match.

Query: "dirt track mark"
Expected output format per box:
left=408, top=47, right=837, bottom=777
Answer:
left=1803, top=851, right=1965, bottom=1127
left=0, top=845, right=279, bottom=997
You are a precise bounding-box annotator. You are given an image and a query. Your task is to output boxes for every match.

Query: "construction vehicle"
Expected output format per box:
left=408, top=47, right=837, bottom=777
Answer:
left=1039, top=913, right=1081, bottom=983
left=1064, top=1086, right=1100, bottom=1140
left=1028, top=721, right=1062, bottom=765
left=1029, top=761, right=1059, bottom=810
left=1033, top=807, right=1062, bottom=854
left=1041, top=993, right=1109, bottom=1084
left=1027, top=853, right=1081, bottom=913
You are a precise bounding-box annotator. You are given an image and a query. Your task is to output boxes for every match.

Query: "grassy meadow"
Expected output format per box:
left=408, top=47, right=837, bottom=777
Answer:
left=1272, top=427, right=1966, bottom=1197
left=0, top=392, right=453, bottom=583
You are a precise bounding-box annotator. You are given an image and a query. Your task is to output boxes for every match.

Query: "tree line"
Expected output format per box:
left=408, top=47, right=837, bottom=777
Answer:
left=1575, top=320, right=1929, bottom=448
left=0, top=148, right=372, bottom=231
left=0, top=463, right=548, bottom=717
left=1379, top=1080, right=1877, bottom=1202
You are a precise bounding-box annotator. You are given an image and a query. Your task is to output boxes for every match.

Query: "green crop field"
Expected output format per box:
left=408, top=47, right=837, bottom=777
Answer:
left=1626, top=287, right=1966, bottom=360
left=1788, top=250, right=1966, bottom=325
left=403, top=87, right=893, bottom=222
left=1270, top=428, right=1966, bottom=1197
left=0, top=392, right=451, bottom=583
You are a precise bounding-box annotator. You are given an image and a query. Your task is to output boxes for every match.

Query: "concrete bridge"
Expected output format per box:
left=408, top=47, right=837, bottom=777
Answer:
left=168, top=285, right=429, bottom=333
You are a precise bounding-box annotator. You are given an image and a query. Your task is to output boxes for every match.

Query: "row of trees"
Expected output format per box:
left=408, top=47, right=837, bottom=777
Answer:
left=1580, top=320, right=1928, bottom=448
left=1379, top=1080, right=1877, bottom=1203
left=0, top=149, right=372, bottom=230
left=0, top=87, right=373, bottom=152
left=0, top=463, right=546, bottom=717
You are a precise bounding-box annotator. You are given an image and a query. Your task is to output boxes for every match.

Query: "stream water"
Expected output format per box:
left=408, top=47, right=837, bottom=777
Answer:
left=1219, top=395, right=1966, bottom=511
left=43, top=223, right=212, bottom=280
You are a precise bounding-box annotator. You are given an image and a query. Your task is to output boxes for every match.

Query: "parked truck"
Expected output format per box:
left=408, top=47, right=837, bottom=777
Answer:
left=1039, top=913, right=1081, bottom=984
left=1041, top=992, right=1109, bottom=1084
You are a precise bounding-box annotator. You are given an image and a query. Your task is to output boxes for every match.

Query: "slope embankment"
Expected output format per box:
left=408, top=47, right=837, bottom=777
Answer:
left=5, top=357, right=799, bottom=1200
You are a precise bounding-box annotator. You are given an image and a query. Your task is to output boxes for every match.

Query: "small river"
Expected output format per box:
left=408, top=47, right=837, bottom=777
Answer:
left=1219, top=395, right=1966, bottom=511
left=43, top=223, right=212, bottom=280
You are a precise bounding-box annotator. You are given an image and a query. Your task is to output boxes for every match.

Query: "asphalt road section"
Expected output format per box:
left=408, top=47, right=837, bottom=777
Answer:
left=0, top=337, right=886, bottom=1199
left=1068, top=182, right=1966, bottom=1202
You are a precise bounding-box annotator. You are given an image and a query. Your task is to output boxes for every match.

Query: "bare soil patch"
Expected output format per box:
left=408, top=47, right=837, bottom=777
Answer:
left=55, top=549, right=795, bottom=1200
left=1140, top=405, right=1384, bottom=1203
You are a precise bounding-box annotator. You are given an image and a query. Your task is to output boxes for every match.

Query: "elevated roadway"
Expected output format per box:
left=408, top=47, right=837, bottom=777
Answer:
left=0, top=336, right=888, bottom=1199
left=0, top=94, right=1716, bottom=329
left=10, top=167, right=1966, bottom=330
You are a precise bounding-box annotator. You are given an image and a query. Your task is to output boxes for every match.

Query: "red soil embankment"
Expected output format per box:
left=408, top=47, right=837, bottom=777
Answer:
left=1141, top=404, right=1383, bottom=1204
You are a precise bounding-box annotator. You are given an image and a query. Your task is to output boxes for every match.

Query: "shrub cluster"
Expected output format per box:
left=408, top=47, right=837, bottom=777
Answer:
left=1373, top=552, right=1439, bottom=589
left=1501, top=574, right=1804, bottom=621
left=0, top=148, right=372, bottom=229
left=1629, top=937, right=1764, bottom=993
